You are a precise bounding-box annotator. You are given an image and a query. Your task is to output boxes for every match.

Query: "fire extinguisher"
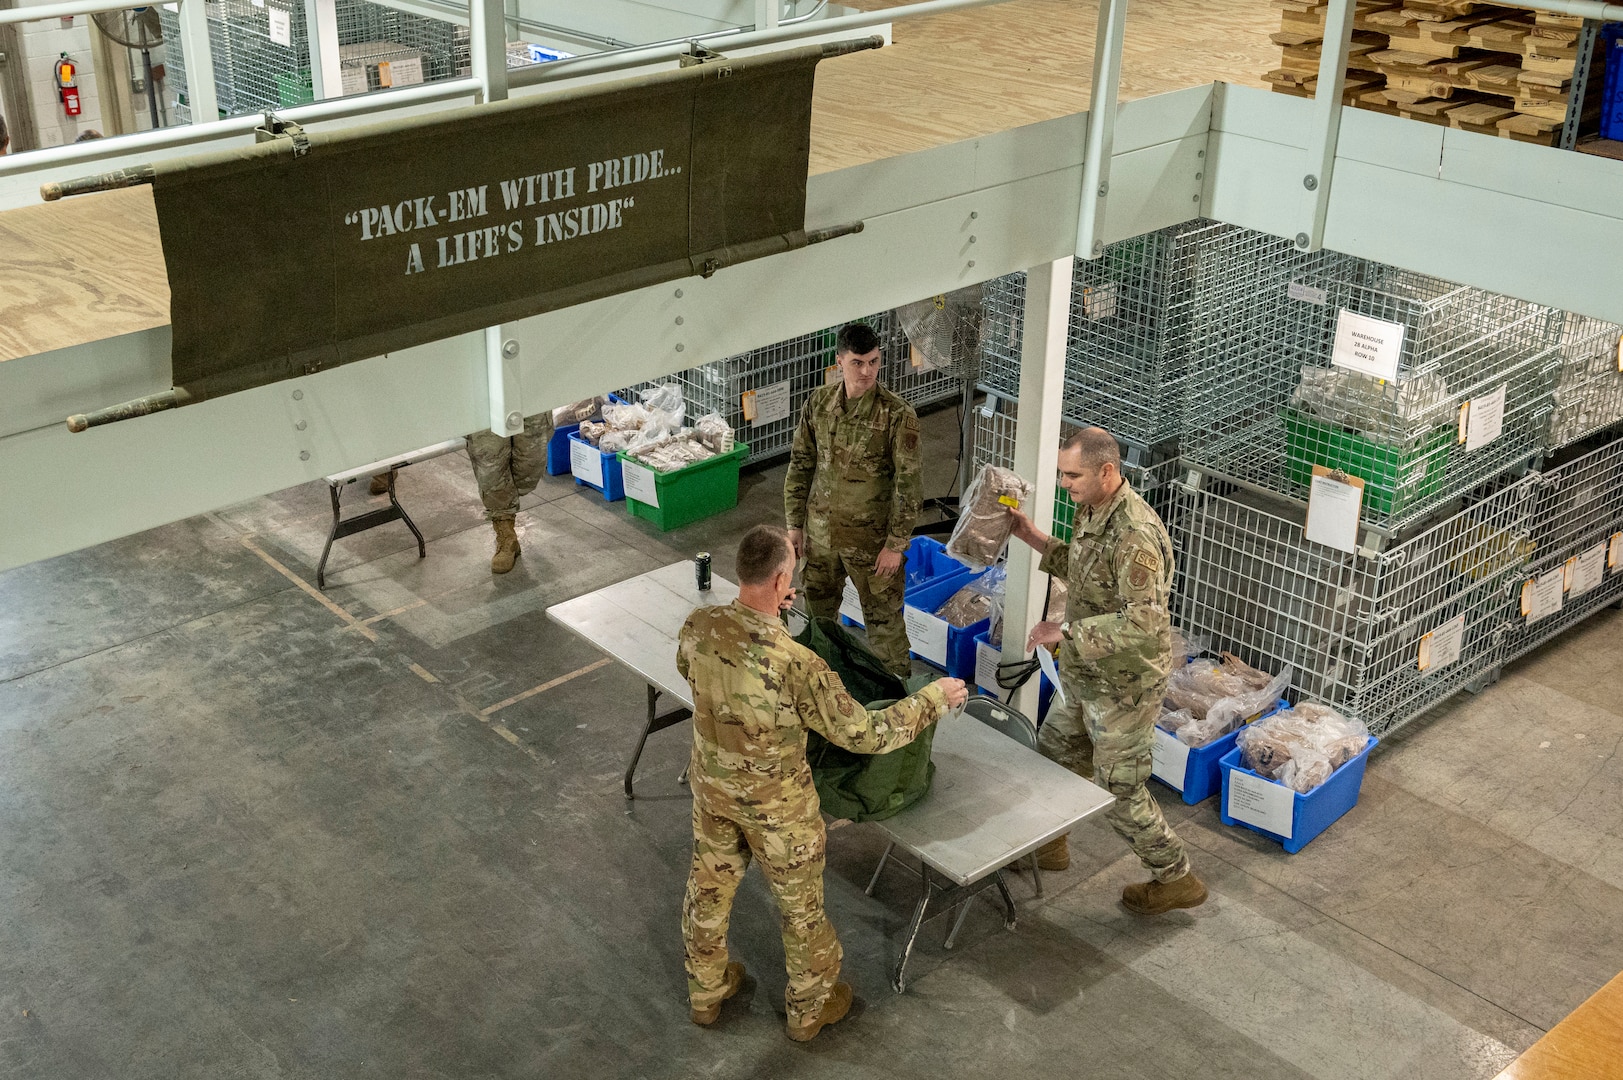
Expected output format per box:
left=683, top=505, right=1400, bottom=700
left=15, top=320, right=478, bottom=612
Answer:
left=55, top=54, right=82, bottom=117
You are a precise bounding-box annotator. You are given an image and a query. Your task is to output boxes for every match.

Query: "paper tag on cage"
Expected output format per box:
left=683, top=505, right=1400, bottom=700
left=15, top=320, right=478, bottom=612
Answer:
left=1569, top=544, right=1606, bottom=597
left=1288, top=281, right=1328, bottom=305
left=268, top=7, right=292, bottom=46
left=825, top=364, right=840, bottom=386
left=1462, top=384, right=1506, bottom=452
left=909, top=344, right=924, bottom=369
left=741, top=390, right=758, bottom=422
left=1616, top=333, right=1623, bottom=373
left=1522, top=569, right=1563, bottom=623
left=1416, top=614, right=1464, bottom=674
left=1331, top=310, right=1404, bottom=382
left=1611, top=533, right=1623, bottom=571
left=751, top=381, right=791, bottom=427
left=1081, top=282, right=1119, bottom=320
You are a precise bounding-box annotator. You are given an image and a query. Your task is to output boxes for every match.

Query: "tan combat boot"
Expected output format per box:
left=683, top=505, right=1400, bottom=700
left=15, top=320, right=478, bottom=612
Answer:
left=1035, top=834, right=1070, bottom=871
left=490, top=516, right=520, bottom=574
left=368, top=471, right=392, bottom=496
left=690, top=961, right=747, bottom=1026
left=785, top=982, right=853, bottom=1042
left=1121, top=871, right=1208, bottom=916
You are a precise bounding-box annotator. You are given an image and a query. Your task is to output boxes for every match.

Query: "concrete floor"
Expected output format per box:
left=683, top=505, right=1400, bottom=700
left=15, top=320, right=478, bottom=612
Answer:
left=2, top=404, right=1621, bottom=1080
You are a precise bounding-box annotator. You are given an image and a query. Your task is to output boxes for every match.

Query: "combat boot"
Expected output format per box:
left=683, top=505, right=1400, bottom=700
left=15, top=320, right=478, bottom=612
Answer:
left=368, top=471, right=392, bottom=496
left=690, top=961, right=747, bottom=1026
left=490, top=516, right=520, bottom=574
left=1121, top=871, right=1208, bottom=916
left=785, top=982, right=853, bottom=1042
left=1034, top=834, right=1070, bottom=871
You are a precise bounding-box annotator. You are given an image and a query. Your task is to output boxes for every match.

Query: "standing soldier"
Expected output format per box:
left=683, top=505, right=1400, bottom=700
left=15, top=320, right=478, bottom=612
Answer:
left=784, top=323, right=924, bottom=678
left=677, top=525, right=966, bottom=1041
left=465, top=412, right=554, bottom=574
left=1007, top=428, right=1207, bottom=915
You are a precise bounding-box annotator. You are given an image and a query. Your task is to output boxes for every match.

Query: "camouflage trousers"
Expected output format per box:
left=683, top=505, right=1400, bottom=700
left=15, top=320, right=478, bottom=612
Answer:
left=1039, top=670, right=1191, bottom=884
left=683, top=797, right=842, bottom=1029
left=802, top=542, right=911, bottom=676
left=465, top=412, right=554, bottom=520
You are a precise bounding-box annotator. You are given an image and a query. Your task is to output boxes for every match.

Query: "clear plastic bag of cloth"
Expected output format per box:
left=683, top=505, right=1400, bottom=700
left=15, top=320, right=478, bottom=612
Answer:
left=635, top=383, right=688, bottom=445
left=1164, top=654, right=1274, bottom=718
left=693, top=412, right=735, bottom=454
left=933, top=565, right=1006, bottom=628
left=553, top=396, right=607, bottom=427
left=629, top=431, right=716, bottom=472
left=601, top=402, right=650, bottom=433
left=946, top=464, right=1035, bottom=571
left=578, top=420, right=608, bottom=447
left=1236, top=703, right=1370, bottom=791
left=1156, top=707, right=1195, bottom=737
left=1175, top=666, right=1292, bottom=748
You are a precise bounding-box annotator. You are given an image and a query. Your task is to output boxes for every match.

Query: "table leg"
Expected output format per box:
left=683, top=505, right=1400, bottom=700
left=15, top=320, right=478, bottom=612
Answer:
left=864, top=841, right=895, bottom=897
left=317, top=482, right=342, bottom=590
left=389, top=476, right=427, bottom=560
left=892, top=864, right=934, bottom=994
left=1030, top=854, right=1044, bottom=899
left=994, top=869, right=1018, bottom=930
left=943, top=897, right=973, bottom=951
left=625, top=684, right=662, bottom=800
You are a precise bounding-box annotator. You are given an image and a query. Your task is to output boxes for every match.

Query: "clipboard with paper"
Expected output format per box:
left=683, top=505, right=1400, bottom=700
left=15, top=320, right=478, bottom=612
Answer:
left=1303, top=465, right=1366, bottom=554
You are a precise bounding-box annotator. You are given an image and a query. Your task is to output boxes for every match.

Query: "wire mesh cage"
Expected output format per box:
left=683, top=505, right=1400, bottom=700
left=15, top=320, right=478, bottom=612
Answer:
left=1170, top=473, right=1540, bottom=736
left=977, top=220, right=1234, bottom=446
left=160, top=0, right=467, bottom=122
left=882, top=316, right=966, bottom=410
left=1547, top=313, right=1623, bottom=450
left=1502, top=432, right=1623, bottom=661
left=1179, top=229, right=1564, bottom=534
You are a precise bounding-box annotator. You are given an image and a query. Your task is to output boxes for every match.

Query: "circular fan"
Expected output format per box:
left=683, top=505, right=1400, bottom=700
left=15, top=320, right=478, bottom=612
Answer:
left=93, top=6, right=165, bottom=50
left=896, top=284, right=984, bottom=381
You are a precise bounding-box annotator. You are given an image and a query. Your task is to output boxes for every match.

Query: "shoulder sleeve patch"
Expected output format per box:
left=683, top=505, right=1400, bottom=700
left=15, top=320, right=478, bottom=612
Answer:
left=1133, top=547, right=1162, bottom=572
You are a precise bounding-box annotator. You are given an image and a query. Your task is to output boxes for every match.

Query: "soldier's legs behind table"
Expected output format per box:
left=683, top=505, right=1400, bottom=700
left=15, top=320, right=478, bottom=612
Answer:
left=801, top=543, right=912, bottom=677
left=683, top=801, right=849, bottom=1039
left=465, top=414, right=552, bottom=574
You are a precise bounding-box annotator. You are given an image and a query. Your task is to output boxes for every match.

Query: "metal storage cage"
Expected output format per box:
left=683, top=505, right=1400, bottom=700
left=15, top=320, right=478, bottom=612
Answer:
left=1547, top=313, right=1623, bottom=450
left=881, top=317, right=967, bottom=411
left=977, top=220, right=1233, bottom=447
left=1170, top=473, right=1539, bottom=736
left=1179, top=229, right=1564, bottom=534
left=1502, top=432, right=1623, bottom=661
left=160, top=0, right=467, bottom=121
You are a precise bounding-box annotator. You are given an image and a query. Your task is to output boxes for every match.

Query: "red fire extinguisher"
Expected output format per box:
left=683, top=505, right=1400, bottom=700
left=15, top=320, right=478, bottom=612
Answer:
left=55, top=54, right=82, bottom=117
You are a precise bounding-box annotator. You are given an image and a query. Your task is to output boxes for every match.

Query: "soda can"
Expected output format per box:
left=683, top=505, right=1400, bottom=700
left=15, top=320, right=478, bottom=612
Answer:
left=695, top=551, right=712, bottom=592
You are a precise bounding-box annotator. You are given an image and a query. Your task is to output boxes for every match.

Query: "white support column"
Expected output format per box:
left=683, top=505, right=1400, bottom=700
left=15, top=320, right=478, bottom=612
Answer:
left=1297, top=0, right=1356, bottom=252
left=1004, top=256, right=1073, bottom=720
left=756, top=0, right=781, bottom=29
left=177, top=0, right=219, bottom=124
left=1075, top=0, right=1127, bottom=260
left=304, top=0, right=343, bottom=100
left=486, top=326, right=524, bottom=435
left=469, top=0, right=509, bottom=104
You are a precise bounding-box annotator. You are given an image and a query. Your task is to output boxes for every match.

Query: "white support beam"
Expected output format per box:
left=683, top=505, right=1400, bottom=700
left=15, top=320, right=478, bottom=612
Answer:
left=485, top=326, right=524, bottom=435
left=470, top=0, right=509, bottom=103
left=756, top=0, right=780, bottom=29
left=176, top=0, right=219, bottom=123
left=1297, top=0, right=1355, bottom=252
left=1004, top=256, right=1072, bottom=721
left=1075, top=0, right=1127, bottom=260
left=304, top=0, right=343, bottom=100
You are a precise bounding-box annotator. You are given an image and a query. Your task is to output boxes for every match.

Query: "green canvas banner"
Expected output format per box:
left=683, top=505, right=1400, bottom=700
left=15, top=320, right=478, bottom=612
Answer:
left=149, top=40, right=875, bottom=403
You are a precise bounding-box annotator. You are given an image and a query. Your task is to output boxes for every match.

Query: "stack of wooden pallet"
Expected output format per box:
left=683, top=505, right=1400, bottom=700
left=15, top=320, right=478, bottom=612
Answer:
left=1264, top=1, right=1589, bottom=145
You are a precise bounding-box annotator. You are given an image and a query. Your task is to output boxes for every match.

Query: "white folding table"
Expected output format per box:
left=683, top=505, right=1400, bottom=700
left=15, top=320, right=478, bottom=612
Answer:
left=546, top=561, right=1115, bottom=991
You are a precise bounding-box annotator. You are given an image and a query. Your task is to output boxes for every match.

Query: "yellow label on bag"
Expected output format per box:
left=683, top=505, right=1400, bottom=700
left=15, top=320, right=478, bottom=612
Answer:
left=997, top=494, right=1020, bottom=508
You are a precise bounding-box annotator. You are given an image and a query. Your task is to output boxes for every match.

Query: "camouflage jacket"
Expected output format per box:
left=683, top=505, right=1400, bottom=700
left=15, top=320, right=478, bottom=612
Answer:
left=1039, top=480, right=1175, bottom=693
left=784, top=383, right=923, bottom=554
left=676, top=600, right=948, bottom=818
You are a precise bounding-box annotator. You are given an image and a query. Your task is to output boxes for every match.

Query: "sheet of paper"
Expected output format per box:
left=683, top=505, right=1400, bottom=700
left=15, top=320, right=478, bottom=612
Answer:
left=974, top=639, right=1007, bottom=701
left=1463, top=383, right=1507, bottom=452
left=1082, top=282, right=1118, bottom=320
left=1288, top=280, right=1328, bottom=305
left=1304, top=470, right=1364, bottom=554
left=1417, top=614, right=1465, bottom=674
left=268, top=7, right=292, bottom=46
left=1035, top=645, right=1065, bottom=707
left=1152, top=727, right=1191, bottom=790
left=750, top=380, right=791, bottom=428
left=621, top=460, right=659, bottom=507
left=1227, top=770, right=1295, bottom=838
left=1523, top=568, right=1564, bottom=624
left=340, top=64, right=369, bottom=96
left=1331, top=309, right=1405, bottom=382
left=1611, top=533, right=1623, bottom=572
left=903, top=607, right=950, bottom=667
left=840, top=581, right=864, bottom=625
left=388, top=55, right=424, bottom=87
left=569, top=438, right=603, bottom=488
left=1568, top=544, right=1607, bottom=597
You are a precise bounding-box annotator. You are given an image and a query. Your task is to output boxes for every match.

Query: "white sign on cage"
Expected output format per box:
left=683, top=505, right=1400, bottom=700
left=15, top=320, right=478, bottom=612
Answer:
left=743, top=380, right=791, bottom=428
left=1331, top=310, right=1405, bottom=383
left=1522, top=568, right=1564, bottom=624
left=1566, top=544, right=1607, bottom=597
left=1461, top=383, right=1507, bottom=453
left=1416, top=614, right=1465, bottom=673
left=268, top=7, right=291, bottom=47
left=1304, top=466, right=1365, bottom=554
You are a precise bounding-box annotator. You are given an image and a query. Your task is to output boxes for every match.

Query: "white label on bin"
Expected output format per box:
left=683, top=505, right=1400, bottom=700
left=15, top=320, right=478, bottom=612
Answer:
left=1227, top=770, right=1294, bottom=839
left=268, top=7, right=292, bottom=46
left=1416, top=614, right=1465, bottom=674
left=1152, top=727, right=1190, bottom=790
left=1522, top=568, right=1563, bottom=624
left=750, top=380, right=791, bottom=427
left=903, top=606, right=950, bottom=667
left=974, top=639, right=1007, bottom=700
left=840, top=582, right=864, bottom=625
left=1288, top=280, right=1328, bottom=306
left=569, top=438, right=604, bottom=488
left=1331, top=310, right=1404, bottom=383
left=622, top=460, right=659, bottom=506
left=1462, top=383, right=1507, bottom=453
left=1568, top=544, right=1606, bottom=597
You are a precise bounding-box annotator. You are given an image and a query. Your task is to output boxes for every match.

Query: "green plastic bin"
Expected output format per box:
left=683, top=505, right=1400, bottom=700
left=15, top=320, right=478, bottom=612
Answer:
left=619, top=442, right=748, bottom=531
left=1281, top=408, right=1451, bottom=518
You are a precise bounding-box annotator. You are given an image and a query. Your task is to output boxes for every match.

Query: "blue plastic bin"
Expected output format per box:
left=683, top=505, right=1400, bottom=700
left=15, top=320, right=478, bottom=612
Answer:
left=905, top=569, right=990, bottom=677
left=547, top=424, right=580, bottom=476
left=567, top=430, right=625, bottom=502
left=1602, top=26, right=1623, bottom=142
left=839, top=537, right=974, bottom=629
left=970, top=629, right=1056, bottom=723
left=1218, top=735, right=1377, bottom=853
left=1152, top=699, right=1288, bottom=805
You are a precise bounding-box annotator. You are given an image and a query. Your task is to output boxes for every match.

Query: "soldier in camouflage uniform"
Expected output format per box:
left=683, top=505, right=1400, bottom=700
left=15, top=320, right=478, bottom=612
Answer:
left=465, top=411, right=554, bottom=574
left=784, top=323, right=924, bottom=677
left=677, top=525, right=966, bottom=1040
left=1008, top=428, right=1207, bottom=916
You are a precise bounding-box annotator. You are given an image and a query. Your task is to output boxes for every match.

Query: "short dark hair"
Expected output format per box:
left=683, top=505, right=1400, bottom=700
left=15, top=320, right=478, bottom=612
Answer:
left=736, top=525, right=792, bottom=586
left=1061, top=427, right=1121, bottom=471
left=836, top=322, right=882, bottom=358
